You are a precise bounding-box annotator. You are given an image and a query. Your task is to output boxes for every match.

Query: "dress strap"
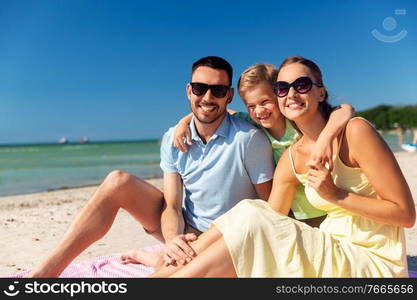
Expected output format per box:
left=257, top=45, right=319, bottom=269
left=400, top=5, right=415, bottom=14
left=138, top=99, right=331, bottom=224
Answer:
left=336, top=116, right=372, bottom=155
left=351, top=116, right=375, bottom=127
left=288, top=146, right=298, bottom=176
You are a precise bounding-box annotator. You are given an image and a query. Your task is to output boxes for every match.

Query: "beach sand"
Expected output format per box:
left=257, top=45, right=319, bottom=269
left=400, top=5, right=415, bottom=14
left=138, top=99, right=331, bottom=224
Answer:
left=1, top=152, right=417, bottom=276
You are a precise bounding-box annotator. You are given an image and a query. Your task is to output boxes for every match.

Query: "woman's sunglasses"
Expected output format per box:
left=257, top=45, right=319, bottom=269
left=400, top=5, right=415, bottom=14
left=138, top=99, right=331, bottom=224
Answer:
left=190, top=82, right=231, bottom=98
left=273, top=77, right=323, bottom=98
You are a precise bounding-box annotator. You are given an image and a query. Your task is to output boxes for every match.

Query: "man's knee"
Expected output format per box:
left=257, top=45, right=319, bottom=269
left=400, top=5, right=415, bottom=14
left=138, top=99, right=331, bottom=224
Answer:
left=103, top=170, right=137, bottom=191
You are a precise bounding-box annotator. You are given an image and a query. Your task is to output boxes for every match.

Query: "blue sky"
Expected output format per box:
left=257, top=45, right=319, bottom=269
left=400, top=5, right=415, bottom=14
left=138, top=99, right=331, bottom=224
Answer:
left=0, top=0, right=416, bottom=144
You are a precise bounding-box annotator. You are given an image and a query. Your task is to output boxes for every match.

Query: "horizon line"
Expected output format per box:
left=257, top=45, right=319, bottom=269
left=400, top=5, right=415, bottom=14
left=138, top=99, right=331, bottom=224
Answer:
left=0, top=137, right=161, bottom=147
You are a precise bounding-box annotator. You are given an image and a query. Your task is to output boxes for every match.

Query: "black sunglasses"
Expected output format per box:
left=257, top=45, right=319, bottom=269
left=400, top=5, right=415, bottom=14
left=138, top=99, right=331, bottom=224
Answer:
left=190, top=82, right=231, bottom=98
left=273, top=77, right=323, bottom=98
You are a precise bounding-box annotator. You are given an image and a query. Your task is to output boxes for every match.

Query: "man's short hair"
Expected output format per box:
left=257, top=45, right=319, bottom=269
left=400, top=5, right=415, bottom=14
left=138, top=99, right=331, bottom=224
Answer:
left=191, top=56, right=233, bottom=86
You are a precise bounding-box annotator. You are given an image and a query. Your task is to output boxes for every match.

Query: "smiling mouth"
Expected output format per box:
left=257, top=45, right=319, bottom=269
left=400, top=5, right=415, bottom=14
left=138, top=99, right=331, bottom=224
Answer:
left=257, top=114, right=272, bottom=121
left=199, top=104, right=217, bottom=113
left=287, top=102, right=305, bottom=109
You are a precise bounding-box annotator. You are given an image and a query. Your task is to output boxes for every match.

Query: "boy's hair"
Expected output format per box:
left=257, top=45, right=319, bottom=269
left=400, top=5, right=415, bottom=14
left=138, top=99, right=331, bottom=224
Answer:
left=237, top=63, right=277, bottom=99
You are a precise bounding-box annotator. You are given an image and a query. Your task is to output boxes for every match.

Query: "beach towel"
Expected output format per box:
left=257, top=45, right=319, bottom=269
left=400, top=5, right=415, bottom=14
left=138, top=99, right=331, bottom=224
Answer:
left=10, top=244, right=163, bottom=278
left=8, top=243, right=417, bottom=278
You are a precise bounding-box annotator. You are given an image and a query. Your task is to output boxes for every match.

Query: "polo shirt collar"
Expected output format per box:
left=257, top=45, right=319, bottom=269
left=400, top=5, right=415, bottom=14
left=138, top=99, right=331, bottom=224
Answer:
left=189, top=113, right=230, bottom=142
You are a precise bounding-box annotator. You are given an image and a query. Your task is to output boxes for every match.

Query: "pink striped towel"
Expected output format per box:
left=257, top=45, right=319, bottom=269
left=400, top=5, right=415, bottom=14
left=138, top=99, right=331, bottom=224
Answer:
left=10, top=243, right=164, bottom=278
left=8, top=242, right=417, bottom=278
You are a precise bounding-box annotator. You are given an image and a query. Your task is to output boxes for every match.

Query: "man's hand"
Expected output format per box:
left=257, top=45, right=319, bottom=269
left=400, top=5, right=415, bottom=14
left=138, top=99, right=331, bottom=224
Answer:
left=162, top=233, right=198, bottom=266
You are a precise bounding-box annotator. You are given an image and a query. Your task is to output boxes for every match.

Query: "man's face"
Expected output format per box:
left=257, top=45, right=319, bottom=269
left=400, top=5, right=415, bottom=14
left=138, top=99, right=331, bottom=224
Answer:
left=186, top=66, right=233, bottom=125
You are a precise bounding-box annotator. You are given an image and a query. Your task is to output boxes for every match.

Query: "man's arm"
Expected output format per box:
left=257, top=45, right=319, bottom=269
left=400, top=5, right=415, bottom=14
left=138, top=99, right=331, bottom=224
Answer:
left=159, top=130, right=197, bottom=266
left=160, top=172, right=185, bottom=242
left=254, top=180, right=273, bottom=201
left=159, top=172, right=197, bottom=266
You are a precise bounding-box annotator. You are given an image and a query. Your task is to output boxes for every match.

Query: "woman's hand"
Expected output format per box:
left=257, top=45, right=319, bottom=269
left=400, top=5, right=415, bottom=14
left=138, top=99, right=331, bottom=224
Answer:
left=173, top=120, right=192, bottom=152
left=162, top=233, right=197, bottom=266
left=306, top=138, right=333, bottom=171
left=307, top=164, right=345, bottom=201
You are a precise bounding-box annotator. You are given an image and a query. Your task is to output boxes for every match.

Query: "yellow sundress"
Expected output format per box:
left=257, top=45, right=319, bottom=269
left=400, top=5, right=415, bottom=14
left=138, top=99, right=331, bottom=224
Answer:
left=213, top=144, right=408, bottom=277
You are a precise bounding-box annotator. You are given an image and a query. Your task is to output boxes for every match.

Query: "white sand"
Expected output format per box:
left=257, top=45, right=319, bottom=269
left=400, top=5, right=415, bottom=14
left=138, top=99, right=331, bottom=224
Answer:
left=0, top=179, right=162, bottom=276
left=1, top=153, right=417, bottom=276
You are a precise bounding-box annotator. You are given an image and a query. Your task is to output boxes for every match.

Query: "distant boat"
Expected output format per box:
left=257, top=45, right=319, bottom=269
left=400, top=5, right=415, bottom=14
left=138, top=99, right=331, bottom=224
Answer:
left=58, top=137, right=68, bottom=144
left=78, top=137, right=89, bottom=144
left=401, top=143, right=417, bottom=152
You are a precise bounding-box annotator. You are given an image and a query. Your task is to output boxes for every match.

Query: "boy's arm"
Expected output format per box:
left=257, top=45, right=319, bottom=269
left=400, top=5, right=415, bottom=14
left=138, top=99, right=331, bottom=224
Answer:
left=174, top=110, right=236, bottom=152
left=307, top=104, right=355, bottom=170
left=173, top=113, right=193, bottom=152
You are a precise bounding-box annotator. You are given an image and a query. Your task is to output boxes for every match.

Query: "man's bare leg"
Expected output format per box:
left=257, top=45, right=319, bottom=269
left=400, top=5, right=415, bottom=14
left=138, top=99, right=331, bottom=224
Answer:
left=149, top=226, right=236, bottom=278
left=29, top=170, right=164, bottom=277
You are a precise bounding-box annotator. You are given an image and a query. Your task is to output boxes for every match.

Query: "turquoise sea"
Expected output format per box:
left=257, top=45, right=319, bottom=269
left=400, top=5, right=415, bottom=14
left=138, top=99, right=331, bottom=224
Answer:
left=0, top=133, right=412, bottom=197
left=0, top=140, right=162, bottom=197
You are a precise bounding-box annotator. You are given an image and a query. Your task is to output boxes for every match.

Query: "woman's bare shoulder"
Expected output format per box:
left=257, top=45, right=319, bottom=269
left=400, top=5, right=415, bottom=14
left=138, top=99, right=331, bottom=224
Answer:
left=344, top=117, right=392, bottom=164
left=345, top=117, right=378, bottom=144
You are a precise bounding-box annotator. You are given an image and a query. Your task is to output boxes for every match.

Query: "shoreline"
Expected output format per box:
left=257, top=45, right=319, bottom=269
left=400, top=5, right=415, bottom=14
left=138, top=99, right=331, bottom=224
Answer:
left=0, top=175, right=164, bottom=198
left=0, top=150, right=408, bottom=198
left=1, top=152, right=417, bottom=276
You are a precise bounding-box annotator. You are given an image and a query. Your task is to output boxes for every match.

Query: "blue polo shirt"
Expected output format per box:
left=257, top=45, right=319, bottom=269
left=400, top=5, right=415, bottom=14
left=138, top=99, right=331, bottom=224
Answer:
left=160, top=113, right=274, bottom=231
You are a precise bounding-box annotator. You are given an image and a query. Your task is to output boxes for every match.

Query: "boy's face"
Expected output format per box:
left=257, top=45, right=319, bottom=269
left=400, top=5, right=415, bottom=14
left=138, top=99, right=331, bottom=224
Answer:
left=242, top=81, right=283, bottom=129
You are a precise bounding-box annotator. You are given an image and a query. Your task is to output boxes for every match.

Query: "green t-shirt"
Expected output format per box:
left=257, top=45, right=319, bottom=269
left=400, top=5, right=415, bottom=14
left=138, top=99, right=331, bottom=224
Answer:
left=235, top=112, right=326, bottom=220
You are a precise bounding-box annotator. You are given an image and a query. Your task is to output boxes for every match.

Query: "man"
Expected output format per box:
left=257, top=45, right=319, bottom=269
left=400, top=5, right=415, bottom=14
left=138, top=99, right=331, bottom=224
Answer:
left=30, top=56, right=274, bottom=277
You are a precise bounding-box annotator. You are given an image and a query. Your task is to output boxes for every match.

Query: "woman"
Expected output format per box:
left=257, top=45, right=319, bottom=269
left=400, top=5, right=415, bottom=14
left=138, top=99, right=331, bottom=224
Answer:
left=149, top=56, right=415, bottom=277
left=173, top=63, right=354, bottom=228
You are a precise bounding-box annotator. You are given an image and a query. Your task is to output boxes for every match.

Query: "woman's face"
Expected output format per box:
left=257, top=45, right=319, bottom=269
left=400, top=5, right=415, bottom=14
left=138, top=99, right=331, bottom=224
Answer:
left=276, top=63, right=324, bottom=121
left=242, top=81, right=283, bottom=129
